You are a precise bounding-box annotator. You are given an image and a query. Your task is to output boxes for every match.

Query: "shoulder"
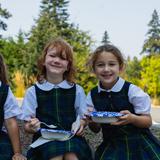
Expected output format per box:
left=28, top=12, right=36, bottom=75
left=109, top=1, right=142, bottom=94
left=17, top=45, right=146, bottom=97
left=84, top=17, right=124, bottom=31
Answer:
left=75, top=84, right=84, bottom=90
left=24, top=85, right=36, bottom=97
left=26, top=85, right=36, bottom=92
left=129, top=83, right=146, bottom=93
left=129, top=83, right=150, bottom=98
left=75, top=84, right=85, bottom=94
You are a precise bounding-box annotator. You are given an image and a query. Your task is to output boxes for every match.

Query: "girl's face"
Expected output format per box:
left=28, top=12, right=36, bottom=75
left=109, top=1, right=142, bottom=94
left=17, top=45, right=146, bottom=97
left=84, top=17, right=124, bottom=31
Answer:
left=94, top=51, right=122, bottom=89
left=44, top=48, right=69, bottom=80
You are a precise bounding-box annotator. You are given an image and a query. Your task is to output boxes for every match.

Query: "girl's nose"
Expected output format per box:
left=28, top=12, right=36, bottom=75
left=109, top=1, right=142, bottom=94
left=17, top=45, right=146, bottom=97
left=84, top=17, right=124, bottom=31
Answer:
left=104, top=65, right=110, bottom=71
left=53, top=57, right=60, bottom=63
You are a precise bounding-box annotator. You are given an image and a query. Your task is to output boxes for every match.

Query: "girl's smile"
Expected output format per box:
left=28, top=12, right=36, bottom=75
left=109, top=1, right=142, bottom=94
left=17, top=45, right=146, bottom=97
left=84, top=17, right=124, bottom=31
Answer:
left=94, top=51, right=122, bottom=89
left=44, top=49, right=69, bottom=77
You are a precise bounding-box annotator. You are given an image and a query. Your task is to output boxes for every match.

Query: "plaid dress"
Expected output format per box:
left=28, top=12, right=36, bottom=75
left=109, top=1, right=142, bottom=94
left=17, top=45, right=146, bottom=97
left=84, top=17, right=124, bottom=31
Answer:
left=0, top=83, right=13, bottom=160
left=91, top=81, right=160, bottom=160
left=27, top=84, right=92, bottom=160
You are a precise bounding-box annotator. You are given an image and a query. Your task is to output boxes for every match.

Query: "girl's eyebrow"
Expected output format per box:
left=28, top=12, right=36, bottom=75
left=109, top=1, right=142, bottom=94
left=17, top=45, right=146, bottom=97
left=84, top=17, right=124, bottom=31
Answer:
left=96, top=60, right=117, bottom=63
left=108, top=60, right=118, bottom=63
left=47, top=51, right=56, bottom=55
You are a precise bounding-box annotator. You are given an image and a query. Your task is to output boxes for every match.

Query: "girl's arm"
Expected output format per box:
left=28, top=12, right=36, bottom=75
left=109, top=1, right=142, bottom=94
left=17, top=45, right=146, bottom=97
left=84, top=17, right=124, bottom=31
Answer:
left=130, top=113, right=152, bottom=128
left=111, top=83, right=152, bottom=128
left=86, top=92, right=102, bottom=133
left=24, top=117, right=40, bottom=134
left=5, top=117, right=26, bottom=160
left=111, top=110, right=152, bottom=128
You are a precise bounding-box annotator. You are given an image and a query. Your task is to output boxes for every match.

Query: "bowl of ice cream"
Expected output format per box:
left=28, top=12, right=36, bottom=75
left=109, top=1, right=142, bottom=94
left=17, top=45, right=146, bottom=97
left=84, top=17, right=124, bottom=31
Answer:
left=90, top=111, right=124, bottom=123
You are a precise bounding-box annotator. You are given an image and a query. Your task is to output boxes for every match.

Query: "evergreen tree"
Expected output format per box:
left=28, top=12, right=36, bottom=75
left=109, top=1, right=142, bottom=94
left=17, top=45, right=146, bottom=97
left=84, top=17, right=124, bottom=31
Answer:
left=125, top=56, right=141, bottom=85
left=101, top=30, right=110, bottom=45
left=21, top=0, right=93, bottom=88
left=0, top=3, right=12, bottom=37
left=141, top=9, right=160, bottom=55
left=41, top=0, right=69, bottom=29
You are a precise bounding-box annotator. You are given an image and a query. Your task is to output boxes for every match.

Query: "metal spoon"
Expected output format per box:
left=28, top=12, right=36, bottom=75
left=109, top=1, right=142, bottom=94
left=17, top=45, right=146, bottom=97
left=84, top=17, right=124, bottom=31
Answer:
left=40, top=122, right=57, bottom=129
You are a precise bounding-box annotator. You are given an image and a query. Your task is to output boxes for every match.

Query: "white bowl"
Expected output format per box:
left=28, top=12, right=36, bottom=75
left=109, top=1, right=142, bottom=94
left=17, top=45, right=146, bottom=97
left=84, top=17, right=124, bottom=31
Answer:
left=90, top=111, right=124, bottom=123
left=41, top=129, right=73, bottom=140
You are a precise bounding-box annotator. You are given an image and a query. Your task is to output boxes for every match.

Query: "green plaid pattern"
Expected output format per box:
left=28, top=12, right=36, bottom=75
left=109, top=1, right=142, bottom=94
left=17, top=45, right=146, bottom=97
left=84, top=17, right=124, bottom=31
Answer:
left=27, top=136, right=92, bottom=160
left=35, top=84, right=76, bottom=130
left=95, top=133, right=160, bottom=160
left=0, top=130, right=13, bottom=159
left=91, top=81, right=160, bottom=160
left=0, top=84, right=13, bottom=159
left=27, top=84, right=93, bottom=160
left=0, top=83, right=8, bottom=129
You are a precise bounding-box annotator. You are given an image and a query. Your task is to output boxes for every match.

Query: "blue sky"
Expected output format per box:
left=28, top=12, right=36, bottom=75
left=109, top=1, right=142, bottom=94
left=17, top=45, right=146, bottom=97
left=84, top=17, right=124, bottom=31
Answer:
left=1, top=0, right=160, bottom=59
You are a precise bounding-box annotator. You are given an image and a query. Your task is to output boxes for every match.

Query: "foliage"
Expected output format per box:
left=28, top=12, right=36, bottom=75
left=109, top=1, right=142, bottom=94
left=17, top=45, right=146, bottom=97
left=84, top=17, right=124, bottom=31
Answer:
left=141, top=10, right=160, bottom=55
left=0, top=31, right=28, bottom=89
left=0, top=3, right=12, bottom=37
left=75, top=52, right=97, bottom=93
left=125, top=56, right=141, bottom=86
left=140, top=55, right=160, bottom=97
left=20, top=0, right=95, bottom=91
left=101, top=30, right=110, bottom=45
left=14, top=71, right=25, bottom=97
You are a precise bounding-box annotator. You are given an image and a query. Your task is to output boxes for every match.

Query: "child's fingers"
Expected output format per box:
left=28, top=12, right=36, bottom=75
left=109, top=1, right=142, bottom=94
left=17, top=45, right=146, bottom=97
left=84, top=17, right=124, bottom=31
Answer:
left=76, top=125, right=84, bottom=136
left=87, top=106, right=94, bottom=112
left=28, top=118, right=40, bottom=131
left=111, top=120, right=127, bottom=126
left=12, top=153, right=27, bottom=160
left=120, top=110, right=130, bottom=114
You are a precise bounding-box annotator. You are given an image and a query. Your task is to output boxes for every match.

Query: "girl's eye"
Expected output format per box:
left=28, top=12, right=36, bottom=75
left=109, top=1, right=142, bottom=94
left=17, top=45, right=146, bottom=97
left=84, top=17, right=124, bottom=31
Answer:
left=96, top=63, right=105, bottom=67
left=48, top=53, right=55, bottom=57
left=61, top=57, right=67, bottom=60
left=109, top=63, right=116, bottom=66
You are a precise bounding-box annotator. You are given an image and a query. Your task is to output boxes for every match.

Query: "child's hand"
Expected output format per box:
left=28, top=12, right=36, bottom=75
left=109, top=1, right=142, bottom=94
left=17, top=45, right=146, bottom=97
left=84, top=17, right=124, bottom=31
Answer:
left=76, top=119, right=87, bottom=136
left=27, top=117, right=40, bottom=132
left=84, top=106, right=94, bottom=124
left=12, top=153, right=27, bottom=160
left=111, top=110, right=134, bottom=126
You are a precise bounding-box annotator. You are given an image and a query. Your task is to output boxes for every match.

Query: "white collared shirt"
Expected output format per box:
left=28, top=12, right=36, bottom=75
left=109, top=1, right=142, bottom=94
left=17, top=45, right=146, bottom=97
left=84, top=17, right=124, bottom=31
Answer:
left=20, top=80, right=87, bottom=120
left=0, top=81, right=21, bottom=119
left=86, top=77, right=151, bottom=114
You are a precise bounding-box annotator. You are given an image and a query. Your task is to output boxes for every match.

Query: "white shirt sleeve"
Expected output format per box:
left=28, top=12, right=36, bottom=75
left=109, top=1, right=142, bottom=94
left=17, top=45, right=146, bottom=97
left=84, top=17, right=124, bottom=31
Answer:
left=128, top=84, right=151, bottom=114
left=19, top=86, right=37, bottom=121
left=74, top=84, right=87, bottom=118
left=86, top=91, right=97, bottom=112
left=4, top=87, right=21, bottom=119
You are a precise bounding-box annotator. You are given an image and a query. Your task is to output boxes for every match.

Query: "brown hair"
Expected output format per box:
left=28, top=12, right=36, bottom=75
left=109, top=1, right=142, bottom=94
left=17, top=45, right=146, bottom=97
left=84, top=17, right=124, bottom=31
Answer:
left=87, top=44, right=125, bottom=71
left=37, top=38, right=76, bottom=83
left=0, top=54, right=8, bottom=84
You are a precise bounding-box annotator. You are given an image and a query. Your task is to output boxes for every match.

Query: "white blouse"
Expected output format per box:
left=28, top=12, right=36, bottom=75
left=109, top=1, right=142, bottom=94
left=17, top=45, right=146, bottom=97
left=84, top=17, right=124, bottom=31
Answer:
left=20, top=80, right=87, bottom=121
left=86, top=77, right=151, bottom=114
left=0, top=81, right=21, bottom=119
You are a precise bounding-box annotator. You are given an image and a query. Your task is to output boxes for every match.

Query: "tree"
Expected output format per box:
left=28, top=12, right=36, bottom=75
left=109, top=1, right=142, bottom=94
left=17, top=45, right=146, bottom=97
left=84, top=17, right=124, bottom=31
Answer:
left=141, top=9, right=160, bottom=55
left=0, top=31, right=28, bottom=89
left=140, top=55, right=160, bottom=98
left=0, top=4, right=12, bottom=37
left=20, top=0, right=94, bottom=89
left=101, top=30, right=110, bottom=45
left=125, top=56, right=141, bottom=86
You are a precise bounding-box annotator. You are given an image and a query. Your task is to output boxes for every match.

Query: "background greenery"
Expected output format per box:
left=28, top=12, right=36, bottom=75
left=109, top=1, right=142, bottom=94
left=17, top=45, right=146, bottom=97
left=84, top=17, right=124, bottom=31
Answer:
left=1, top=1, right=160, bottom=104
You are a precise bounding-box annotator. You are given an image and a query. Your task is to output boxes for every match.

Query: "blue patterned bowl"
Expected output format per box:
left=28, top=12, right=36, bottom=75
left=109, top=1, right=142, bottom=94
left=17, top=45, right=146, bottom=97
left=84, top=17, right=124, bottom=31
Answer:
left=41, top=129, right=73, bottom=140
left=90, top=111, right=124, bottom=123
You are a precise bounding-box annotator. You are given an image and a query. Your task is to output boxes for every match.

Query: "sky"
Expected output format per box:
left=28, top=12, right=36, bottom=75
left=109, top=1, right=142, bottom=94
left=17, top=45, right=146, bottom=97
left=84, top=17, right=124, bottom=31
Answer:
left=1, top=0, right=160, bottom=59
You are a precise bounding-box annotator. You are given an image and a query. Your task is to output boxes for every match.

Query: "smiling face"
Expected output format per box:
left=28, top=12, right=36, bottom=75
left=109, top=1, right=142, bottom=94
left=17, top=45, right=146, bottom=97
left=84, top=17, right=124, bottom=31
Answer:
left=94, top=51, right=122, bottom=89
left=44, top=47, right=69, bottom=81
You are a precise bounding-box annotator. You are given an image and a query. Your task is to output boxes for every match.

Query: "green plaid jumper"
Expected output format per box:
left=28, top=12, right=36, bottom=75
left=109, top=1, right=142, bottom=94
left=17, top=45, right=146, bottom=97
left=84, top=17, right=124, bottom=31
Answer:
left=91, top=81, right=160, bottom=160
left=27, top=84, right=92, bottom=160
left=0, top=83, right=14, bottom=160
